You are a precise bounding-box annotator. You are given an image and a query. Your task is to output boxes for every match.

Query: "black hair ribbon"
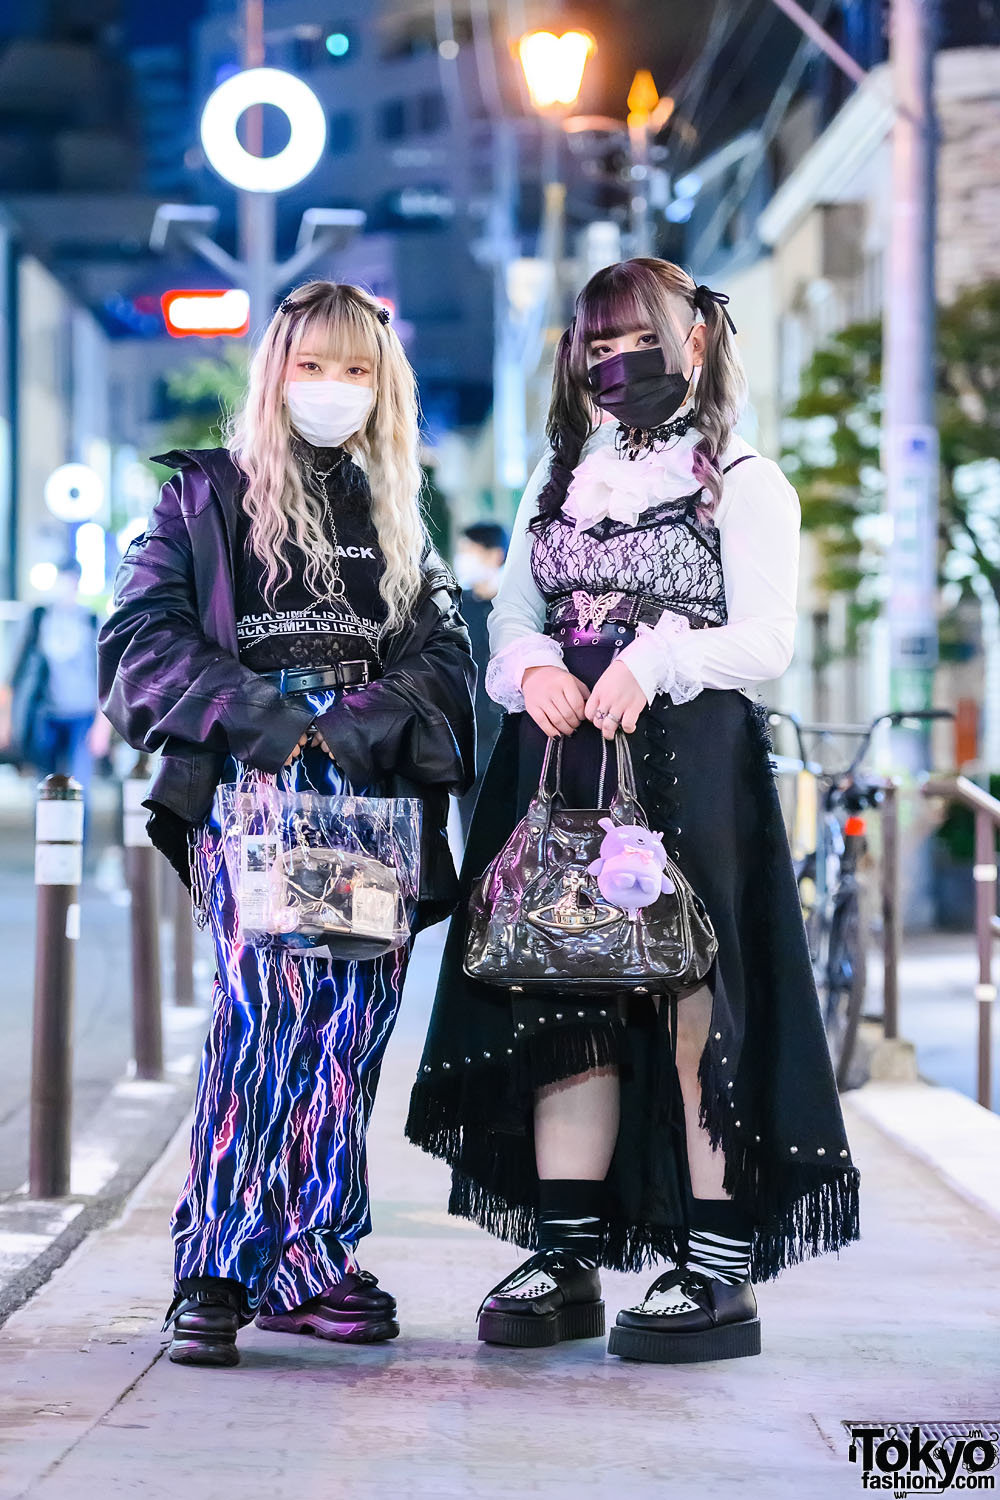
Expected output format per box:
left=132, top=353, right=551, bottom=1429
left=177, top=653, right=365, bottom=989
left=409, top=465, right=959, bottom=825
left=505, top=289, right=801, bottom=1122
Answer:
left=693, top=284, right=738, bottom=336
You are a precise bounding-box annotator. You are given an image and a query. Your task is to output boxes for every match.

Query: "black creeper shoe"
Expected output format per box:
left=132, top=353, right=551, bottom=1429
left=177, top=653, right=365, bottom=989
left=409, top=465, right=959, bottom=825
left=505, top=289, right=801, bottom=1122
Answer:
left=477, top=1249, right=605, bottom=1348
left=608, top=1267, right=761, bottom=1364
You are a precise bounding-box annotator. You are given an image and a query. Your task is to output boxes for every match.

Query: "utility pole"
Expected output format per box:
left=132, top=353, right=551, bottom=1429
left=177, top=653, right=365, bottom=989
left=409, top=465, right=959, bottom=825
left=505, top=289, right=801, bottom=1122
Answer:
left=884, top=0, right=939, bottom=926
left=884, top=0, right=939, bottom=714
left=626, top=70, right=659, bottom=258
left=240, top=0, right=276, bottom=336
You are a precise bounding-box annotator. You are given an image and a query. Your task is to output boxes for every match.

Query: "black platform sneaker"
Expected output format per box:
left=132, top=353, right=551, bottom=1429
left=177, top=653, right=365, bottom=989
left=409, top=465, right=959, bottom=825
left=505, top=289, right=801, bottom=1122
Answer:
left=608, top=1267, right=761, bottom=1364
left=477, top=1249, right=605, bottom=1348
left=255, top=1270, right=399, bottom=1344
left=164, top=1281, right=246, bottom=1369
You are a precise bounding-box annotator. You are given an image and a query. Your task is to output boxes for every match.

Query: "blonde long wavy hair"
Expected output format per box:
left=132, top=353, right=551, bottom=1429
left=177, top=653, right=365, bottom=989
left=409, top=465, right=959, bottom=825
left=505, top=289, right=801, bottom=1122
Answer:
left=228, top=280, right=427, bottom=636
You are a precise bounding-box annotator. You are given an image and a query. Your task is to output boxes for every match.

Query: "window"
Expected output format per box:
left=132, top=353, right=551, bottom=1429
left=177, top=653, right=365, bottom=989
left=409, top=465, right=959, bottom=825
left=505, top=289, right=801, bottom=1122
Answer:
left=416, top=90, right=446, bottom=134
left=328, top=110, right=358, bottom=155
left=378, top=99, right=406, bottom=141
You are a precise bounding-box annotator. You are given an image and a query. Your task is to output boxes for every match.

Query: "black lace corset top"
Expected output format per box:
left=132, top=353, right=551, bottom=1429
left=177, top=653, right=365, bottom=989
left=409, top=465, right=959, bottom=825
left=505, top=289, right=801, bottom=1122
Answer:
left=529, top=491, right=727, bottom=629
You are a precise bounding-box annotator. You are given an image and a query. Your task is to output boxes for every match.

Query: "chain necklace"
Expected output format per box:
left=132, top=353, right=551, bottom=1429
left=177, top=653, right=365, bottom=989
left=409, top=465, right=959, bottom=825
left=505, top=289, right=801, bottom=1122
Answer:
left=615, top=407, right=699, bottom=462
left=294, top=444, right=386, bottom=659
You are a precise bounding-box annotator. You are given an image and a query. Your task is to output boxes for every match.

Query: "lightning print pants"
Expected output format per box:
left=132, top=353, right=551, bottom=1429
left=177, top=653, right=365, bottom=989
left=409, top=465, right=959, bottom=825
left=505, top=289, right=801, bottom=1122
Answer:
left=171, top=688, right=411, bottom=1316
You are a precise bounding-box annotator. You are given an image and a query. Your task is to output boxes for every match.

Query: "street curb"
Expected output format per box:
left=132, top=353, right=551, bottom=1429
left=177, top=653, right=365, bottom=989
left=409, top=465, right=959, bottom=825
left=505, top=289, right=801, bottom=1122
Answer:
left=843, top=1079, right=1000, bottom=1223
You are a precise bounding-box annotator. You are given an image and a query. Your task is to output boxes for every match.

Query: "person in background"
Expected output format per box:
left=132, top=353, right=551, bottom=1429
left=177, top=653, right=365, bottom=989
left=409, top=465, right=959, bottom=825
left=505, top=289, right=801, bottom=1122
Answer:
left=453, top=521, right=508, bottom=835
left=0, top=559, right=111, bottom=800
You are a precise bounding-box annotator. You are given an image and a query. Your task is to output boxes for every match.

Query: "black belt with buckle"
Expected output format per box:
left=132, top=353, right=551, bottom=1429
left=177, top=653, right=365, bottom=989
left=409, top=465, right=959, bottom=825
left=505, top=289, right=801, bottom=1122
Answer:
left=260, top=660, right=371, bottom=694
left=544, top=591, right=663, bottom=633
left=543, top=592, right=712, bottom=640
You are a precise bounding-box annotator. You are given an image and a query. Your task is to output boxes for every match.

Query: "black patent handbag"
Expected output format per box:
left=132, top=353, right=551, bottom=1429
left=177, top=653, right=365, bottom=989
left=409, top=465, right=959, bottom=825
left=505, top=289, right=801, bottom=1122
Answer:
left=463, top=728, right=717, bottom=994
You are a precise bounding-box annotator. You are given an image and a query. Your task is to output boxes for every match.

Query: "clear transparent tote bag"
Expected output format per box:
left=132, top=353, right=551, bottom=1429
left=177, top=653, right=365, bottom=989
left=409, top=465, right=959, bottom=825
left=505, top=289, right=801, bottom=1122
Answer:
left=191, top=768, right=421, bottom=961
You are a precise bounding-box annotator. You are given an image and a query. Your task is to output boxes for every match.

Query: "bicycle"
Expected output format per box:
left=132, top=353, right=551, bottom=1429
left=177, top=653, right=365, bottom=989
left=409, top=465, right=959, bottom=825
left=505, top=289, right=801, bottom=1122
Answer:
left=766, top=707, right=953, bottom=1089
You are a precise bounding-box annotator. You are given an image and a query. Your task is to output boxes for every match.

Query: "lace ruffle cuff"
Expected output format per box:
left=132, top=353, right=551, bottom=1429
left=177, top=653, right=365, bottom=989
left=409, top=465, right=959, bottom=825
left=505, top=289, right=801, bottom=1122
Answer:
left=485, top=633, right=567, bottom=713
left=618, top=610, right=703, bottom=707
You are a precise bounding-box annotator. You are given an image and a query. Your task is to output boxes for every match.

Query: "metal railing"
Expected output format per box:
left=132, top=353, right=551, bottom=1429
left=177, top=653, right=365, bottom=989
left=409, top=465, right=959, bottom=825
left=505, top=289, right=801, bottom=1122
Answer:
left=922, top=776, right=999, bottom=1111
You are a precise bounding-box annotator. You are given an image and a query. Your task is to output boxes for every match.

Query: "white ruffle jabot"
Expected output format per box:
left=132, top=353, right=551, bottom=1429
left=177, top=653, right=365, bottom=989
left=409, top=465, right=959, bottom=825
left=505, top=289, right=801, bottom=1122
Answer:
left=561, top=422, right=704, bottom=534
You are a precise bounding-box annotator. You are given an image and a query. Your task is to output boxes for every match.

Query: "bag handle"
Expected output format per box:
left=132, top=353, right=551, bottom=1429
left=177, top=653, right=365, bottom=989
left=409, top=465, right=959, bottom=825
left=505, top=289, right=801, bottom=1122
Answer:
left=535, top=726, right=643, bottom=819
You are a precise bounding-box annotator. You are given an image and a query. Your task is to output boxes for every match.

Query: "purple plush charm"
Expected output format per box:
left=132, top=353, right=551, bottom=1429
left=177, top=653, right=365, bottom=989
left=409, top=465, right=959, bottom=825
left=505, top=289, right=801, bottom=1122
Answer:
left=587, top=818, right=675, bottom=913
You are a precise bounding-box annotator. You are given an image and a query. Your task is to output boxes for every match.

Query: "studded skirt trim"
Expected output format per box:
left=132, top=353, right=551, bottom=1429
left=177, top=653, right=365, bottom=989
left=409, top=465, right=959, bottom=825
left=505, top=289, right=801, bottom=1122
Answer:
left=405, top=645, right=861, bottom=1283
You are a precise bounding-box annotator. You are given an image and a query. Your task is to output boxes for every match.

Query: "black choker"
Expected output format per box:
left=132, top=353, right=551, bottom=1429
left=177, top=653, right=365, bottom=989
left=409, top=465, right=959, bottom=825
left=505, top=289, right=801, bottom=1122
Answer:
left=615, top=408, right=698, bottom=460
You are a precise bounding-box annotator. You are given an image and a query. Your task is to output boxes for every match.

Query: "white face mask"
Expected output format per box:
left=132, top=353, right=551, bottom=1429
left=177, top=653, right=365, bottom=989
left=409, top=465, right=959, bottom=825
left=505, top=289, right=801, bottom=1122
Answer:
left=284, top=379, right=374, bottom=447
left=454, top=553, right=502, bottom=593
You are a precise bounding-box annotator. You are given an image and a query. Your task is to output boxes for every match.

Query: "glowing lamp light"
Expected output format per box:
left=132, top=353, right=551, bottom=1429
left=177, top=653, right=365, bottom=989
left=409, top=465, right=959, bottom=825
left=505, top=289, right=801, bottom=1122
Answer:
left=44, top=463, right=104, bottom=523
left=162, top=288, right=250, bottom=338
left=517, top=30, right=595, bottom=110
left=200, top=67, right=327, bottom=193
left=325, top=32, right=350, bottom=56
left=75, top=521, right=107, bottom=596
left=627, top=68, right=660, bottom=127
left=29, top=562, right=57, bottom=593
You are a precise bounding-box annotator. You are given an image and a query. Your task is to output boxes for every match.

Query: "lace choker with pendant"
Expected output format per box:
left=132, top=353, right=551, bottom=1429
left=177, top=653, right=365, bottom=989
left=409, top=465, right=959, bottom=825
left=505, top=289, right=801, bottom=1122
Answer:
left=615, top=408, right=698, bottom=461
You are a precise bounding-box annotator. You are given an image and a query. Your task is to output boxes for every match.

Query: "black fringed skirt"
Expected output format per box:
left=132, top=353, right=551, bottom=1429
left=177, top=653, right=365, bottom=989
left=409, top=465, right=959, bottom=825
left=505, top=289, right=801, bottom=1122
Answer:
left=405, top=640, right=861, bottom=1283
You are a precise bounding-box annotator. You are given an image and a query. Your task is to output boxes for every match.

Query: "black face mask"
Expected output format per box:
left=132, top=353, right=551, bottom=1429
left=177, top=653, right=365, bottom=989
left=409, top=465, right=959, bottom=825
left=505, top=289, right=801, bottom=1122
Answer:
left=586, top=345, right=691, bottom=431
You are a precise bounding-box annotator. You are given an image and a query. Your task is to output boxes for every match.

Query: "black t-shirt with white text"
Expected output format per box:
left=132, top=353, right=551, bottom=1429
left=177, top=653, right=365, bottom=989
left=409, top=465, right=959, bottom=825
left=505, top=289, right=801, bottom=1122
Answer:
left=234, top=443, right=388, bottom=674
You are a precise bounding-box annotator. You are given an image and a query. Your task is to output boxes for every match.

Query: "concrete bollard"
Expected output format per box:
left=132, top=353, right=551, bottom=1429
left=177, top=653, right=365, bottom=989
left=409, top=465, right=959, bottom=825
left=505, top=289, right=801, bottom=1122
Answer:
left=29, top=774, right=83, bottom=1198
left=124, top=754, right=163, bottom=1080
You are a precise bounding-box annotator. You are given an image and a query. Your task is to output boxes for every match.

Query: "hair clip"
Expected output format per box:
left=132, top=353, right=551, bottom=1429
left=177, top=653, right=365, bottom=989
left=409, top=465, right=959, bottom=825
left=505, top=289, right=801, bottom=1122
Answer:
left=376, top=306, right=391, bottom=325
left=692, top=284, right=737, bottom=336
left=279, top=296, right=297, bottom=315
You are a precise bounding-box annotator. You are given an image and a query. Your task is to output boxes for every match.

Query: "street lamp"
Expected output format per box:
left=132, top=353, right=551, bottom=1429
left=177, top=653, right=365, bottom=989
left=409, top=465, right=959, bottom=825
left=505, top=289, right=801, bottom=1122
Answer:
left=199, top=66, right=327, bottom=193
left=151, top=67, right=365, bottom=338
left=516, top=30, right=595, bottom=111
left=484, top=31, right=595, bottom=496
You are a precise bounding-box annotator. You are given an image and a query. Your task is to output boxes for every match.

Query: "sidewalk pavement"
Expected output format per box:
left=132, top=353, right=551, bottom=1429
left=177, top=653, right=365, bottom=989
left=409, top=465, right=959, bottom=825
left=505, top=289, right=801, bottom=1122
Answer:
left=1, top=926, right=998, bottom=1500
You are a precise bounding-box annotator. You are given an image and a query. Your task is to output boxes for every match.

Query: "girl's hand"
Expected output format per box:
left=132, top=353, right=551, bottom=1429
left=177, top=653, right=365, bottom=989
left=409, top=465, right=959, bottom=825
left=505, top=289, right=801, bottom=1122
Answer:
left=585, top=660, right=648, bottom=740
left=522, top=665, right=589, bottom=739
left=283, top=730, right=310, bottom=767
left=309, top=726, right=337, bottom=760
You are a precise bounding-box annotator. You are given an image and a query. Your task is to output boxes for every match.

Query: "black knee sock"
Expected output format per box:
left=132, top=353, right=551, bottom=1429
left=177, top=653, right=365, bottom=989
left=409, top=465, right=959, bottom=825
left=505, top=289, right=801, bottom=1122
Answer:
left=686, top=1197, right=755, bottom=1284
left=536, top=1179, right=604, bottom=1266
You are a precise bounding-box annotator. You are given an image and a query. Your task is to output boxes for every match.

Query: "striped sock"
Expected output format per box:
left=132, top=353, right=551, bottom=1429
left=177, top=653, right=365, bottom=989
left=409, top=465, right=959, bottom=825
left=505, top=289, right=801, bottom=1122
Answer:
left=686, top=1228, right=752, bottom=1284
left=537, top=1179, right=604, bottom=1267
left=686, top=1198, right=754, bottom=1285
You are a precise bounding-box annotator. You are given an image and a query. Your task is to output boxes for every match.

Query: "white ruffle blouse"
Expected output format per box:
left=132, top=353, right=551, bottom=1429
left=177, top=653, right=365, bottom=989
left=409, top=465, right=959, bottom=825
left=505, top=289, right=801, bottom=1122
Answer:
left=484, top=407, right=801, bottom=714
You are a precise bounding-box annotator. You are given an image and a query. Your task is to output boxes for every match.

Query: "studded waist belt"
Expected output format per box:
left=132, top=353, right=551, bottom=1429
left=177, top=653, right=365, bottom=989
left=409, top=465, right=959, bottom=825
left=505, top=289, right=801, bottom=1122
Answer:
left=543, top=591, right=710, bottom=642
left=259, top=660, right=371, bottom=694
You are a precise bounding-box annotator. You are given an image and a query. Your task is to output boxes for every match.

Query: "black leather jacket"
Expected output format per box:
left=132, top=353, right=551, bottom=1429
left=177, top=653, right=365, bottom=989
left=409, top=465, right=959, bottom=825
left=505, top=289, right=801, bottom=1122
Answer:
left=97, top=447, right=477, bottom=933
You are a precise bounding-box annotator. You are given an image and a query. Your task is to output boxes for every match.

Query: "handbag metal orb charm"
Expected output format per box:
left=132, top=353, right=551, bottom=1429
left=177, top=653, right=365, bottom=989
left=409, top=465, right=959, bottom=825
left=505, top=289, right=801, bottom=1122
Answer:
left=528, top=867, right=622, bottom=936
